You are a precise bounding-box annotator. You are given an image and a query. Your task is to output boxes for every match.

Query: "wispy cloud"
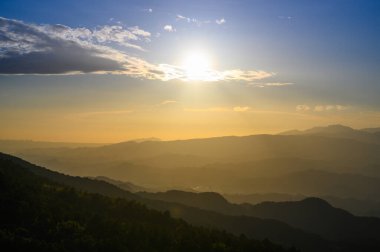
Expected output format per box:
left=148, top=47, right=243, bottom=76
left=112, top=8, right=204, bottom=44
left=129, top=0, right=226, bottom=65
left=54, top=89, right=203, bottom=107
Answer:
left=176, top=14, right=206, bottom=26
left=215, top=18, right=226, bottom=25
left=248, top=82, right=294, bottom=88
left=176, top=14, right=192, bottom=22
left=128, top=26, right=151, bottom=38
left=233, top=106, right=251, bottom=112
left=176, top=14, right=225, bottom=26
left=296, top=105, right=311, bottom=111
left=296, top=104, right=348, bottom=112
left=314, top=105, right=348, bottom=112
left=0, top=17, right=131, bottom=74
left=0, top=17, right=275, bottom=82
left=161, top=100, right=177, bottom=105
left=152, top=66, right=275, bottom=82
left=219, top=70, right=274, bottom=82
left=92, top=25, right=150, bottom=50
left=163, top=25, right=175, bottom=32
left=184, top=106, right=251, bottom=113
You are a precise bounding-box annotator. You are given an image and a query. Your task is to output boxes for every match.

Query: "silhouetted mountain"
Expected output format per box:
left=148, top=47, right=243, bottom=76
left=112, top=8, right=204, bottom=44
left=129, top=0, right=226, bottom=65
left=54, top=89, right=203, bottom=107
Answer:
left=93, top=176, right=149, bottom=192
left=0, top=153, right=295, bottom=252
left=16, top=133, right=380, bottom=168
left=0, top=153, right=136, bottom=200
left=142, top=198, right=331, bottom=252
left=361, top=127, right=380, bottom=134
left=10, top=131, right=380, bottom=193
left=131, top=153, right=216, bottom=168
left=249, top=198, right=380, bottom=241
left=138, top=190, right=233, bottom=211
left=0, top=153, right=361, bottom=252
left=244, top=170, right=380, bottom=200
left=0, top=139, right=105, bottom=154
left=131, top=168, right=380, bottom=200
left=321, top=196, right=380, bottom=217
left=224, top=193, right=306, bottom=205
left=224, top=193, right=380, bottom=218
left=130, top=137, right=161, bottom=143
left=138, top=190, right=380, bottom=244
left=280, top=124, right=380, bottom=144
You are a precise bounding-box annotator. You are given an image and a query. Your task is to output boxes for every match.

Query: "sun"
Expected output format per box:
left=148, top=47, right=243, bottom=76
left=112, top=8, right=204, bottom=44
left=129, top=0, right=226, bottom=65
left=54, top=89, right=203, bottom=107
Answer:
left=182, top=51, right=214, bottom=81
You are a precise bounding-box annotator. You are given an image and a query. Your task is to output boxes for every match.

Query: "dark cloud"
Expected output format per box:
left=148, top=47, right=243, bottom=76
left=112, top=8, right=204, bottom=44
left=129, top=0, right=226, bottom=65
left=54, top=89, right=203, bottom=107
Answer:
left=0, top=17, right=127, bottom=74
left=0, top=17, right=274, bottom=82
left=0, top=45, right=124, bottom=74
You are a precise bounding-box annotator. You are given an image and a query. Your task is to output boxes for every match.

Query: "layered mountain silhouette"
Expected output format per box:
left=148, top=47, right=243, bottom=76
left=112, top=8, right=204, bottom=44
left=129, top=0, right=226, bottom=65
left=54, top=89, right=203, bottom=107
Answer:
left=93, top=176, right=149, bottom=193
left=0, top=153, right=321, bottom=251
left=137, top=190, right=380, bottom=241
left=0, top=153, right=297, bottom=252
left=279, top=124, right=380, bottom=144
left=224, top=193, right=380, bottom=218
left=0, top=139, right=104, bottom=154
left=1, top=125, right=380, bottom=215
left=3, top=153, right=380, bottom=251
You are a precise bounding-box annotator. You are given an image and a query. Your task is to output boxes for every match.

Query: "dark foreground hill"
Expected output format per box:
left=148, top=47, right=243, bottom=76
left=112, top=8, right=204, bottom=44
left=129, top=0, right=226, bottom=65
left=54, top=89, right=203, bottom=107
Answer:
left=0, top=153, right=294, bottom=252
left=138, top=190, right=380, bottom=242
left=2, top=153, right=380, bottom=251
left=0, top=153, right=327, bottom=252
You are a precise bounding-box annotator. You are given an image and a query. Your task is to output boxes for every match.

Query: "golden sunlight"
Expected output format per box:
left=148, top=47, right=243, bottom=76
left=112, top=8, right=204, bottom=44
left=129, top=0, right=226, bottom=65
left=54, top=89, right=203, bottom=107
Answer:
left=181, top=51, right=215, bottom=81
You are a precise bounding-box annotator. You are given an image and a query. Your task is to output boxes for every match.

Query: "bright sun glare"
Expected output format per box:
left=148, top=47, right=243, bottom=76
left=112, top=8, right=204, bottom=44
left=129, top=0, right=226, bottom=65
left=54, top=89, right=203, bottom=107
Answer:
left=182, top=51, right=215, bottom=81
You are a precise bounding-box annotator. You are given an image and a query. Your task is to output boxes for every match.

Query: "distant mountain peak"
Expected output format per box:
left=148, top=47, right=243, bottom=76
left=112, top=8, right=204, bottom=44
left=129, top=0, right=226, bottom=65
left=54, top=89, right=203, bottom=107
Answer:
left=129, top=137, right=161, bottom=143
left=278, top=124, right=380, bottom=144
left=307, top=124, right=354, bottom=133
left=300, top=197, right=332, bottom=208
left=165, top=190, right=229, bottom=204
left=303, top=124, right=356, bottom=134
left=280, top=124, right=356, bottom=135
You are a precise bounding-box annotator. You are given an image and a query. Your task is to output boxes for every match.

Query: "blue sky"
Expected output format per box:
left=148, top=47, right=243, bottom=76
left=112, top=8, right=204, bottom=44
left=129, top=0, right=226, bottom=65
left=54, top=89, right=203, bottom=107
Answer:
left=0, top=0, right=379, bottom=142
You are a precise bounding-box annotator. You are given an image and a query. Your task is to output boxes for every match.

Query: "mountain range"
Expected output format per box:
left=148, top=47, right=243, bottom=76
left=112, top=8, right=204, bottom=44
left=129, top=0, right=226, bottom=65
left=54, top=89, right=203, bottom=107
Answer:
left=1, top=153, right=297, bottom=252
left=2, top=152, right=380, bottom=251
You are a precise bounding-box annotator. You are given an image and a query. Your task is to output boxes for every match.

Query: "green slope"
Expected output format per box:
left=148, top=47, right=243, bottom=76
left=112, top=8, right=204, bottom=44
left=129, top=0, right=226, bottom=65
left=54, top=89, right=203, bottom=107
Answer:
left=0, top=154, right=295, bottom=252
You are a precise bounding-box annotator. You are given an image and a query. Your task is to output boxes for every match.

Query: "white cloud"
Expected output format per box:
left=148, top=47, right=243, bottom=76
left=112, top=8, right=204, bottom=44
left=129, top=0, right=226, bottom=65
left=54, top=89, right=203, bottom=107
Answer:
left=163, top=25, right=175, bottom=32
left=176, top=14, right=200, bottom=25
left=0, top=17, right=130, bottom=74
left=249, top=82, right=294, bottom=88
left=296, top=104, right=348, bottom=112
left=233, top=106, right=251, bottom=112
left=314, top=105, right=348, bottom=112
left=128, top=26, right=151, bottom=37
left=296, top=105, right=311, bottom=111
left=336, top=105, right=347, bottom=111
left=142, top=8, right=153, bottom=13
left=220, top=70, right=275, bottom=81
left=215, top=18, right=226, bottom=25
left=92, top=25, right=145, bottom=50
left=0, top=17, right=276, bottom=82
left=176, top=15, right=191, bottom=22
left=176, top=14, right=225, bottom=27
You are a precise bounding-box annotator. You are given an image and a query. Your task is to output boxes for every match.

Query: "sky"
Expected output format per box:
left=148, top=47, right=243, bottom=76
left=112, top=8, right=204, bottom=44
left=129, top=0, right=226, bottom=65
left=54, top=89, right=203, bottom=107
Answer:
left=0, top=0, right=379, bottom=142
